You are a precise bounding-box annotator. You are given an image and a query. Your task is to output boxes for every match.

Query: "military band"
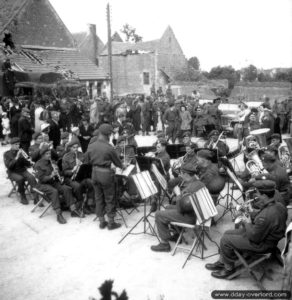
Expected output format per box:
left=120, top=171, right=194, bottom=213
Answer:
left=3, top=116, right=291, bottom=283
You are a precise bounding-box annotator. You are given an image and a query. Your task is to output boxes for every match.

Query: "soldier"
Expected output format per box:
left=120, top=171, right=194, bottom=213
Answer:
left=151, top=164, right=206, bottom=252
left=163, top=102, right=180, bottom=144
left=85, top=124, right=124, bottom=230
left=4, top=137, right=37, bottom=204
left=204, top=130, right=229, bottom=157
left=206, top=180, right=287, bottom=279
left=48, top=111, right=61, bottom=149
left=29, top=132, right=44, bottom=162
left=34, top=145, right=83, bottom=224
left=62, top=137, right=94, bottom=214
left=18, top=107, right=34, bottom=154
left=156, top=138, right=171, bottom=175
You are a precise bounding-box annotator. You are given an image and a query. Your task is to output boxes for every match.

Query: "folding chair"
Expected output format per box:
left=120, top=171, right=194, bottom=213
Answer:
left=8, top=178, right=19, bottom=199
left=31, top=187, right=53, bottom=218
left=171, top=186, right=220, bottom=268
left=227, top=249, right=271, bottom=290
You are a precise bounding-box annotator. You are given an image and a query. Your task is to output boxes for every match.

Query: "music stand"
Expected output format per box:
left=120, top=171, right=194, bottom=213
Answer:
left=216, top=167, right=243, bottom=223
left=171, top=187, right=220, bottom=265
left=118, top=171, right=160, bottom=244
left=166, top=144, right=186, bottom=159
left=136, top=156, right=165, bottom=175
left=151, top=163, right=173, bottom=206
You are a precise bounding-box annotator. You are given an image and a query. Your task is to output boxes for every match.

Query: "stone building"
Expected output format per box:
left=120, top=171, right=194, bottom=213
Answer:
left=0, top=0, right=109, bottom=98
left=99, top=26, right=188, bottom=96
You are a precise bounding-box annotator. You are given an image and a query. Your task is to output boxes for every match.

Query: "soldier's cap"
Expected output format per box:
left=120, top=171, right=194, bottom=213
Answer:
left=67, top=137, right=80, bottom=148
left=61, top=132, right=69, bottom=139
left=117, top=136, right=126, bottom=144
left=208, top=130, right=219, bottom=138
left=156, top=132, right=166, bottom=139
left=41, top=123, right=50, bottom=132
left=196, top=149, right=213, bottom=161
left=157, top=138, right=167, bottom=147
left=271, top=133, right=281, bottom=140
left=22, top=107, right=30, bottom=114
left=92, top=129, right=99, bottom=136
left=98, top=123, right=113, bottom=136
left=181, top=162, right=197, bottom=175
left=253, top=180, right=276, bottom=192
left=40, top=144, right=50, bottom=156
left=32, top=132, right=42, bottom=140
left=182, top=131, right=191, bottom=138
left=10, top=137, right=20, bottom=144
left=261, top=152, right=276, bottom=163
left=184, top=141, right=196, bottom=149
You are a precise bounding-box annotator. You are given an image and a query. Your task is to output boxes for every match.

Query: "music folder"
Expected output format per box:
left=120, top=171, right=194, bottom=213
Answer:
left=136, top=156, right=165, bottom=175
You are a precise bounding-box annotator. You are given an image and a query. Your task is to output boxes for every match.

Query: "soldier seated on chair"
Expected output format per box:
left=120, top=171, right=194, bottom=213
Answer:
left=205, top=180, right=287, bottom=279
left=4, top=137, right=38, bottom=205
left=62, top=137, right=95, bottom=214
left=34, top=145, right=84, bottom=224
left=151, top=163, right=205, bottom=253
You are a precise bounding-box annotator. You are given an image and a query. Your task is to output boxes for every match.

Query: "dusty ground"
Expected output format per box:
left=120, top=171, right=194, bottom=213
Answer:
left=0, top=136, right=288, bottom=300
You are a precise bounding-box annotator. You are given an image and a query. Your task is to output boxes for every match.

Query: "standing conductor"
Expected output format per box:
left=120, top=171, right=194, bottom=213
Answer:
left=86, top=124, right=123, bottom=230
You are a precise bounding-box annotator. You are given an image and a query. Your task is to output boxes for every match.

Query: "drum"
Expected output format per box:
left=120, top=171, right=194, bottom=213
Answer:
left=250, top=128, right=270, bottom=148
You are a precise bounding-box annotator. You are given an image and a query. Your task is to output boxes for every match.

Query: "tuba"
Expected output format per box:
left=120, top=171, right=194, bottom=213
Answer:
left=246, top=150, right=267, bottom=176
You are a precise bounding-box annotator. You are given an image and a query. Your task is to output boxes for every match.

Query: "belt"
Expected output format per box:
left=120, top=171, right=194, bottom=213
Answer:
left=93, top=165, right=111, bottom=170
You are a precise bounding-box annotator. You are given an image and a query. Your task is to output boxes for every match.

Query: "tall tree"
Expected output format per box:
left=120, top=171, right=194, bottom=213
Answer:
left=242, top=64, right=258, bottom=81
left=208, top=65, right=240, bottom=89
left=188, top=56, right=200, bottom=70
left=120, top=24, right=143, bottom=43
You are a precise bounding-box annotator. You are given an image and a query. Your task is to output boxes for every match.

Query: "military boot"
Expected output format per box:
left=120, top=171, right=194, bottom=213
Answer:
left=20, top=194, right=28, bottom=205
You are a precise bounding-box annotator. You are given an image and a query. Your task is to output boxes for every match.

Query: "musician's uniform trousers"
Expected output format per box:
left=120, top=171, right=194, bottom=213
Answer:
left=85, top=139, right=123, bottom=220
left=4, top=150, right=37, bottom=195
left=163, top=108, right=180, bottom=143
left=219, top=199, right=287, bottom=268
left=62, top=151, right=94, bottom=203
left=34, top=158, right=76, bottom=211
left=156, top=179, right=200, bottom=241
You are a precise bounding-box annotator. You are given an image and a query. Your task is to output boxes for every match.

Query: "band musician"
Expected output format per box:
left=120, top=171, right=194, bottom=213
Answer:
left=4, top=137, right=38, bottom=205
left=85, top=124, right=124, bottom=230
left=205, top=180, right=287, bottom=279
left=204, top=130, right=229, bottom=158
left=151, top=163, right=209, bottom=252
left=62, top=137, right=95, bottom=214
left=34, top=145, right=83, bottom=224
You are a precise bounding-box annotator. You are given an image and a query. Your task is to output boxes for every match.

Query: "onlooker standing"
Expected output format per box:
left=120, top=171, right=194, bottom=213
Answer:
left=18, top=108, right=34, bottom=153
left=1, top=112, right=10, bottom=145
left=179, top=105, right=192, bottom=141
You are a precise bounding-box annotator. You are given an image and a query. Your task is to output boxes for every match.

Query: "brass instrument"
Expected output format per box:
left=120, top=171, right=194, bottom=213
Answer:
left=246, top=150, right=268, bottom=177
left=50, top=159, right=64, bottom=184
left=18, top=149, right=34, bottom=166
left=71, top=153, right=82, bottom=181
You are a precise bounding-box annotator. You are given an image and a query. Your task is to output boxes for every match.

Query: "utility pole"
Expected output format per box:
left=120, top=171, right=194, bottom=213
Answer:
left=107, top=3, right=113, bottom=102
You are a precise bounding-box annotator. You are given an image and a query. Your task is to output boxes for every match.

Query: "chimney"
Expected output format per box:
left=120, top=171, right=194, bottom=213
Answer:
left=87, top=24, right=98, bottom=65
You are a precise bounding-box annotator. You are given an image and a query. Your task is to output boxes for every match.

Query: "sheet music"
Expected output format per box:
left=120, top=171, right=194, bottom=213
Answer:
left=115, top=164, right=135, bottom=177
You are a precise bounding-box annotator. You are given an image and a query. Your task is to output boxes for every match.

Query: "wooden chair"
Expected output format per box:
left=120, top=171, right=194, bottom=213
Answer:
left=171, top=186, right=219, bottom=268
left=31, top=187, right=53, bottom=218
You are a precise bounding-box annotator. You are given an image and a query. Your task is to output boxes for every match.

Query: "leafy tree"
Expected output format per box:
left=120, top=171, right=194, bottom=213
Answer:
left=188, top=56, right=200, bottom=70
left=257, top=72, right=273, bottom=82
left=120, top=24, right=142, bottom=43
left=242, top=64, right=258, bottom=81
left=208, top=65, right=240, bottom=89
left=274, top=69, right=292, bottom=82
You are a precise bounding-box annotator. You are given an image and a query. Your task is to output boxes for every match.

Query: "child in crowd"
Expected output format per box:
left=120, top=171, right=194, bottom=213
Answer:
left=1, top=112, right=10, bottom=145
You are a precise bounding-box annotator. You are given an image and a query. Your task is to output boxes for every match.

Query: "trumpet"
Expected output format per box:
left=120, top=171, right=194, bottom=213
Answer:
left=50, top=159, right=64, bottom=184
left=18, top=149, right=34, bottom=166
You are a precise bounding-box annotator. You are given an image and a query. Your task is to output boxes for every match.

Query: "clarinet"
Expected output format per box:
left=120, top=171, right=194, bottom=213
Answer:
left=50, top=159, right=64, bottom=184
left=71, top=153, right=82, bottom=181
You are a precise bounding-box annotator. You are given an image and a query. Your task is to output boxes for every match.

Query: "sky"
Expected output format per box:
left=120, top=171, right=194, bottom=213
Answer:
left=50, top=0, right=292, bottom=71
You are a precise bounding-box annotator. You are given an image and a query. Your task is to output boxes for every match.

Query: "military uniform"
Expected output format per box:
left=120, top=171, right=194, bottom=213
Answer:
left=85, top=125, right=123, bottom=224
left=34, top=158, right=76, bottom=212
left=163, top=107, right=181, bottom=143
left=62, top=150, right=94, bottom=205
left=156, top=150, right=171, bottom=174
left=4, top=148, right=37, bottom=200
left=206, top=180, right=287, bottom=279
